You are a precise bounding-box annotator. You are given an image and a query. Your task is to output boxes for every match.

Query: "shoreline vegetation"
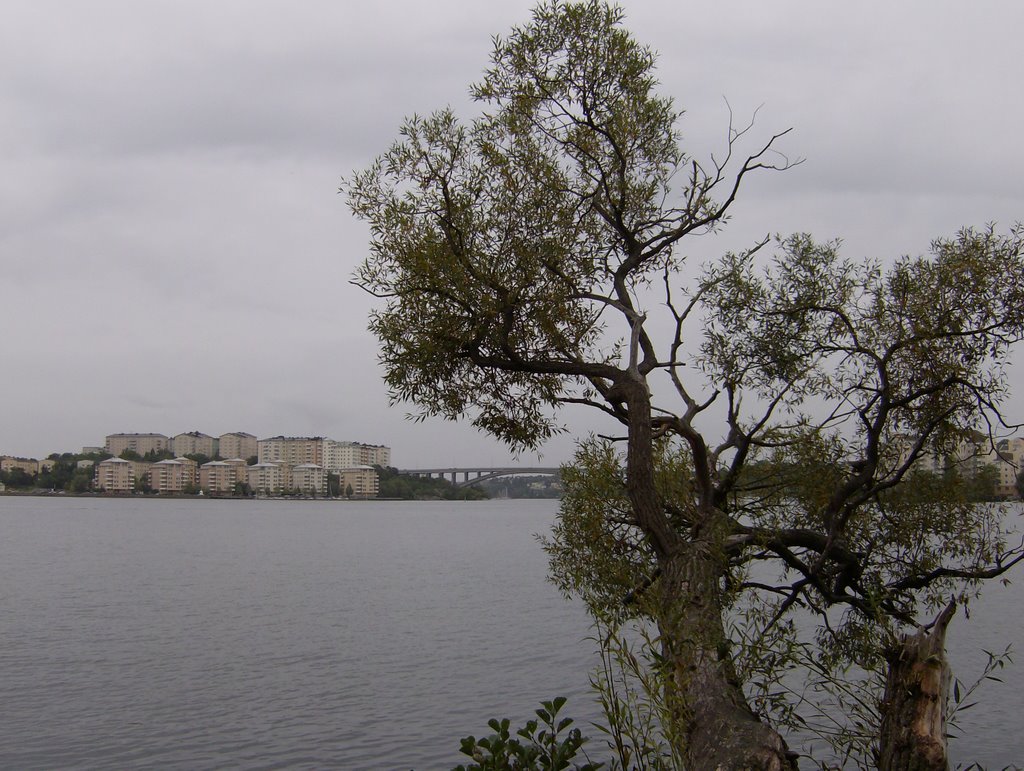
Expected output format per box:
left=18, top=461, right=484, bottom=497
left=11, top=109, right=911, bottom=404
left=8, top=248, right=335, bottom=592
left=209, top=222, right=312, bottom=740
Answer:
left=0, top=456, right=564, bottom=501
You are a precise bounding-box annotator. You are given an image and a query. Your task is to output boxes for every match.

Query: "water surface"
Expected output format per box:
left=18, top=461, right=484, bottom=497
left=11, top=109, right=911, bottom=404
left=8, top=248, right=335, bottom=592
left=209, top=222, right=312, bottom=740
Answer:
left=0, top=496, right=1019, bottom=768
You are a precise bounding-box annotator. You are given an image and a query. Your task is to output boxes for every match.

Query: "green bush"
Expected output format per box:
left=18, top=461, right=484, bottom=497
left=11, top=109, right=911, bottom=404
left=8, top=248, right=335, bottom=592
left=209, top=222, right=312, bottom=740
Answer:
left=453, top=697, right=601, bottom=771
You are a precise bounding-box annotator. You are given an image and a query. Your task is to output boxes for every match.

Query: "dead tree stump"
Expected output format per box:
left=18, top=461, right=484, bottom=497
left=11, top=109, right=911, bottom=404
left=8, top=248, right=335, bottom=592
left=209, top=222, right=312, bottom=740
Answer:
left=877, top=601, right=956, bottom=771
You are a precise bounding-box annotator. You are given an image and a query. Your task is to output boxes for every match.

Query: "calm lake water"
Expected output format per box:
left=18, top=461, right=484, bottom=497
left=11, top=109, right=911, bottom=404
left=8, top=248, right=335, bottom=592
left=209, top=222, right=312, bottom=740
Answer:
left=0, top=496, right=1020, bottom=769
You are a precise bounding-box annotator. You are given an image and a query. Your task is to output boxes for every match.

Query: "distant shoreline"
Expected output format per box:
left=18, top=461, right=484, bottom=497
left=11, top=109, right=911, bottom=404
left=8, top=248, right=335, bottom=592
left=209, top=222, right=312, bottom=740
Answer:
left=0, top=490, right=396, bottom=502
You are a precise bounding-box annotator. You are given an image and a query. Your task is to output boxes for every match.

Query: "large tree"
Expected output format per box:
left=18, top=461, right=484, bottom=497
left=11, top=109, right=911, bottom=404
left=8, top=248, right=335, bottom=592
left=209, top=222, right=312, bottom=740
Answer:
left=346, top=2, right=1024, bottom=767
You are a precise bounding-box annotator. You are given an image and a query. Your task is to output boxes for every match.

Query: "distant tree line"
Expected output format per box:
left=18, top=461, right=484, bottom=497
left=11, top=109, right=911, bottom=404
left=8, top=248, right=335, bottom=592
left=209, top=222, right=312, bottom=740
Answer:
left=0, top=449, right=266, bottom=495
left=114, top=449, right=257, bottom=466
left=474, top=474, right=562, bottom=499
left=0, top=451, right=111, bottom=493
left=736, top=457, right=1011, bottom=503
left=5, top=455, right=1017, bottom=502
left=375, top=466, right=488, bottom=500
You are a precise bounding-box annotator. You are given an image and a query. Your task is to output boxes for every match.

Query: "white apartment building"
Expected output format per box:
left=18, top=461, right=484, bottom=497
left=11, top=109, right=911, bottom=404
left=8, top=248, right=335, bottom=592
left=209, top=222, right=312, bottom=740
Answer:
left=106, top=433, right=170, bottom=457
left=339, top=465, right=380, bottom=498
left=323, top=440, right=391, bottom=470
left=149, top=458, right=198, bottom=494
left=360, top=444, right=391, bottom=467
left=247, top=462, right=287, bottom=495
left=171, top=431, right=217, bottom=458
left=258, top=437, right=324, bottom=466
left=199, top=458, right=249, bottom=494
left=323, top=440, right=358, bottom=470
left=219, top=432, right=257, bottom=461
left=251, top=437, right=387, bottom=498
left=995, top=437, right=1024, bottom=499
left=87, top=431, right=387, bottom=497
left=892, top=432, right=1021, bottom=499
left=95, top=457, right=135, bottom=492
left=1, top=456, right=38, bottom=475
left=258, top=437, right=390, bottom=471
left=291, top=463, right=327, bottom=495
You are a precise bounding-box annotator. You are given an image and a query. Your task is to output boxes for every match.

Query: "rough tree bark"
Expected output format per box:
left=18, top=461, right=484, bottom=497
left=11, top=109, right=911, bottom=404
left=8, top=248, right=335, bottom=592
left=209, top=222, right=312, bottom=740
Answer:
left=624, top=380, right=797, bottom=770
left=660, top=550, right=798, bottom=771
left=877, top=601, right=956, bottom=771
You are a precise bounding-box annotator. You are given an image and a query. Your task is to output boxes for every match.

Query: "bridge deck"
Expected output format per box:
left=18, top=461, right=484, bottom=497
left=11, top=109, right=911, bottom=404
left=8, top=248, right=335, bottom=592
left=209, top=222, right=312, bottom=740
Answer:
left=398, top=467, right=562, bottom=488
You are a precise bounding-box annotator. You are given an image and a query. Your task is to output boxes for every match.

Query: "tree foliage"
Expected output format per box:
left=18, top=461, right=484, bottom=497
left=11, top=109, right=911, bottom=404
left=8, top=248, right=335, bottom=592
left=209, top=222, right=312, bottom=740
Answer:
left=347, top=2, right=1024, bottom=767
left=348, top=0, right=788, bottom=450
left=0, top=467, right=35, bottom=489
left=3, top=453, right=101, bottom=493
left=454, top=697, right=601, bottom=771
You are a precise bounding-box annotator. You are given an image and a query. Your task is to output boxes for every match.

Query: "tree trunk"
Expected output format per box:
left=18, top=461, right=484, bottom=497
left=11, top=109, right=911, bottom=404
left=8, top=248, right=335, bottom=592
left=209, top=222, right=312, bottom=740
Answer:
left=658, top=547, right=798, bottom=771
left=877, top=601, right=956, bottom=771
left=621, top=379, right=796, bottom=770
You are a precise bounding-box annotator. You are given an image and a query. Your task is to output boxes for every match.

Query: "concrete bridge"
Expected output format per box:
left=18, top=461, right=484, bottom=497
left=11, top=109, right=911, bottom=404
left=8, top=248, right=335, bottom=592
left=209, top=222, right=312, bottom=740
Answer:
left=399, top=466, right=561, bottom=488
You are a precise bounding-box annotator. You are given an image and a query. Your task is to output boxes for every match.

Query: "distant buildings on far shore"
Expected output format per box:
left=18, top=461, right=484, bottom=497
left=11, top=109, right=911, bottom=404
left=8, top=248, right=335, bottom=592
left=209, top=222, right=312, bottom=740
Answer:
left=1, top=431, right=390, bottom=499
left=95, top=432, right=388, bottom=497
left=102, top=431, right=256, bottom=460
left=13, top=430, right=1020, bottom=501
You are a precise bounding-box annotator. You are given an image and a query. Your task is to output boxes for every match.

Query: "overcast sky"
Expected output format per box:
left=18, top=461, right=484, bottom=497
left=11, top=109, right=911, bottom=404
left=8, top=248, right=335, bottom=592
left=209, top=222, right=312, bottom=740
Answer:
left=2, top=1, right=1022, bottom=467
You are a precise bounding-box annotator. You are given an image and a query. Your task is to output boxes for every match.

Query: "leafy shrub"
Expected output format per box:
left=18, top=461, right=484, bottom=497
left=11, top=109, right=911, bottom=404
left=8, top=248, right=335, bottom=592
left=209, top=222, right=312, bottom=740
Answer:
left=453, top=697, right=602, bottom=771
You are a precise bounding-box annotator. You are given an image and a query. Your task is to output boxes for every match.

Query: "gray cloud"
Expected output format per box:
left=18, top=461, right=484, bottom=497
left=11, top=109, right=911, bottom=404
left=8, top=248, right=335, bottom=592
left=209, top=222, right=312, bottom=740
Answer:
left=2, top=0, right=1022, bottom=464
